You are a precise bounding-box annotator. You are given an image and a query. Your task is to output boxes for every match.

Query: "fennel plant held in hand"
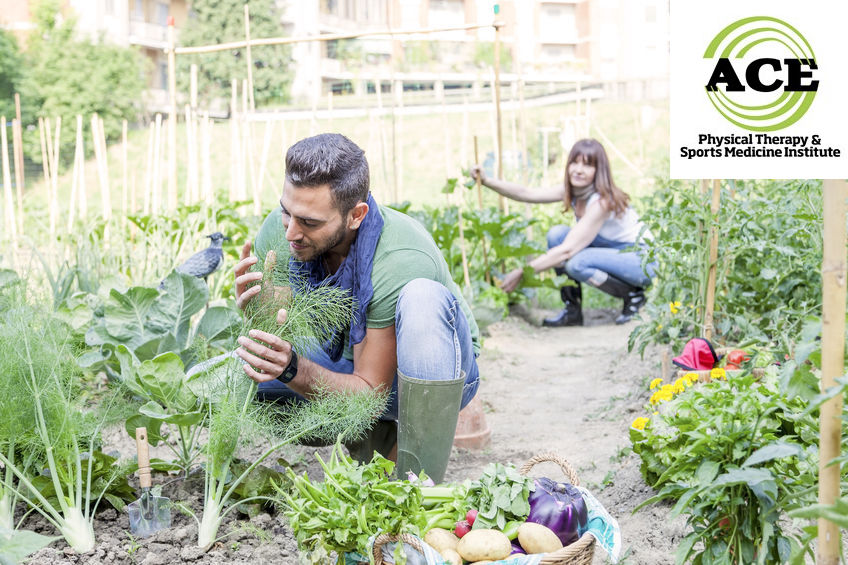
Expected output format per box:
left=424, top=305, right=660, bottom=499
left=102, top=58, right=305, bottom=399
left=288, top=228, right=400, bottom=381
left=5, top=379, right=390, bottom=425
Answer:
left=186, top=250, right=387, bottom=550
left=0, top=302, right=133, bottom=553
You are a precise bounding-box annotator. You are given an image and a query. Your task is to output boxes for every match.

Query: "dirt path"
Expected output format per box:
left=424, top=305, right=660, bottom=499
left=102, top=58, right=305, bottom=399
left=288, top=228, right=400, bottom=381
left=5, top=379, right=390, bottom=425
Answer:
left=27, top=309, right=684, bottom=565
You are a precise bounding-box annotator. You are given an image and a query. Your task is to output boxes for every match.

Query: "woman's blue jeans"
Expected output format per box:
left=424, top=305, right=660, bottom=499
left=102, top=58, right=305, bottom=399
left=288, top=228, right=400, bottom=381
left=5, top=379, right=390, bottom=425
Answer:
left=546, top=225, right=656, bottom=288
left=256, top=278, right=480, bottom=421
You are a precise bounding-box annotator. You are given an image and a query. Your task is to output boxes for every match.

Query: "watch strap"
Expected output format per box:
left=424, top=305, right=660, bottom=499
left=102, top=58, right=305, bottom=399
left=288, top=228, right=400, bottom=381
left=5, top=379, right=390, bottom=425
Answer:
left=277, top=349, right=299, bottom=384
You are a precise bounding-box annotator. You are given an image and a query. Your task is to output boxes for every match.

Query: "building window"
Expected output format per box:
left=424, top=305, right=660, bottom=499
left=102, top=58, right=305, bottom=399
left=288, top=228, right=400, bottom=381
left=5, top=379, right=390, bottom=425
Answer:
left=159, top=61, right=168, bottom=90
left=133, top=0, right=144, bottom=19
left=156, top=2, right=169, bottom=26
left=321, top=0, right=339, bottom=16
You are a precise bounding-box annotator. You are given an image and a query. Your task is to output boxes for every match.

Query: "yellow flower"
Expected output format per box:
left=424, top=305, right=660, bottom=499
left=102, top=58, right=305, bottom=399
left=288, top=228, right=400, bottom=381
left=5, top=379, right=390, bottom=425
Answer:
left=653, top=411, right=659, bottom=416
left=669, top=301, right=681, bottom=314
left=711, top=367, right=727, bottom=380
left=649, top=378, right=664, bottom=390
left=631, top=416, right=650, bottom=431
left=684, top=372, right=699, bottom=385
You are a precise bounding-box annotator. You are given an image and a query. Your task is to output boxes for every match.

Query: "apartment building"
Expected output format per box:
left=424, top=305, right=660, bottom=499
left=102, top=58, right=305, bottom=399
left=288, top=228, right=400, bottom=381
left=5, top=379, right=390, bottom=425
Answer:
left=0, top=0, right=189, bottom=98
left=278, top=0, right=668, bottom=102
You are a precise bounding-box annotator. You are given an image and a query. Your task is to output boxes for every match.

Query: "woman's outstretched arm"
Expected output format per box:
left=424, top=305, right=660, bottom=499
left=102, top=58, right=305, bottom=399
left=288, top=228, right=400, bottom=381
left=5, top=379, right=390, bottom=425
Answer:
left=470, top=165, right=564, bottom=203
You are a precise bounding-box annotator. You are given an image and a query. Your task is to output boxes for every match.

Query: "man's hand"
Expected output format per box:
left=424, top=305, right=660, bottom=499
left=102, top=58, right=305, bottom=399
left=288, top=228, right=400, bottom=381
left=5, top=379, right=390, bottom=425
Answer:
left=469, top=164, right=486, bottom=184
left=236, top=309, right=293, bottom=383
left=501, top=268, right=524, bottom=293
left=234, top=241, right=262, bottom=310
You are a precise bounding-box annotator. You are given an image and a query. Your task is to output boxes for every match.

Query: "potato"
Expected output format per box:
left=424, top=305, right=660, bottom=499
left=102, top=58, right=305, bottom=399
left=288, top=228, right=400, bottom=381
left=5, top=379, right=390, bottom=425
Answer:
left=440, top=548, right=462, bottom=565
left=424, top=528, right=459, bottom=554
left=517, top=522, right=563, bottom=555
left=456, top=529, right=512, bottom=562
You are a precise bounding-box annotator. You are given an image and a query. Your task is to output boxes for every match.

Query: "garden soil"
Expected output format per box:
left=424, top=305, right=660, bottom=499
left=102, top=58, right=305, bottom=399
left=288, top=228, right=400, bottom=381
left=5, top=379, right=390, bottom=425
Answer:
left=26, top=307, right=685, bottom=565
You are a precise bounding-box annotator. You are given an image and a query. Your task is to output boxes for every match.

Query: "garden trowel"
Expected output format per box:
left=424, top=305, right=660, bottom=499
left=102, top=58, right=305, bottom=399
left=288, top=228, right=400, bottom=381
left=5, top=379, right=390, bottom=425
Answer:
left=128, top=427, right=171, bottom=537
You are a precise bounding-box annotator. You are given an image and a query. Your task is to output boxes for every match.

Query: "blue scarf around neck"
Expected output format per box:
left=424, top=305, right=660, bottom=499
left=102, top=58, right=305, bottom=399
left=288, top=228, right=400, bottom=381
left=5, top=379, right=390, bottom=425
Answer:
left=288, top=193, right=384, bottom=361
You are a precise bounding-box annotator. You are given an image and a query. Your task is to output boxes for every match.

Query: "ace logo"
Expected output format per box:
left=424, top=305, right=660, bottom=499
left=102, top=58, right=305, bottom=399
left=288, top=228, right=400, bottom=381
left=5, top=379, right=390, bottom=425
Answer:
left=670, top=0, right=848, bottom=179
left=703, top=16, right=818, bottom=132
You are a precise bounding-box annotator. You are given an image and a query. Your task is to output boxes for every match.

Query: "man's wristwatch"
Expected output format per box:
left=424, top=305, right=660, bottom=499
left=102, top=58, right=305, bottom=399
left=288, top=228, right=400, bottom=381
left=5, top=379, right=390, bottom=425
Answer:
left=277, top=350, right=299, bottom=384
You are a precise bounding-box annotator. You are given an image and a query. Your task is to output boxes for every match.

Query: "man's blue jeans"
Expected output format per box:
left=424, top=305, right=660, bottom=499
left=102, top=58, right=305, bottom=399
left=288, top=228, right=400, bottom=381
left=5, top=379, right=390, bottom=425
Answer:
left=546, top=225, right=656, bottom=288
left=256, top=278, right=480, bottom=421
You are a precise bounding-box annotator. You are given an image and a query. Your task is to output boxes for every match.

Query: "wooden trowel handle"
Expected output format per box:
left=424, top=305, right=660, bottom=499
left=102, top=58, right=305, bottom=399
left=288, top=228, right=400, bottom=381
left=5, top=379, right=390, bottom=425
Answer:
left=136, top=427, right=151, bottom=489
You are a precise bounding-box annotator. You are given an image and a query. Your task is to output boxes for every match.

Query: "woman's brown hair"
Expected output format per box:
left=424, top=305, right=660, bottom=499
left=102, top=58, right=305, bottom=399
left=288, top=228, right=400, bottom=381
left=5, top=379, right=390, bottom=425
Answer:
left=562, top=138, right=630, bottom=216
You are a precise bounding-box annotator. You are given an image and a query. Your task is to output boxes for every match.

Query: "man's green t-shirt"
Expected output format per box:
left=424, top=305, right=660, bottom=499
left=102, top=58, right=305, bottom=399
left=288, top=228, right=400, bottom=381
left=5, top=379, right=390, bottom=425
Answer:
left=253, top=204, right=480, bottom=360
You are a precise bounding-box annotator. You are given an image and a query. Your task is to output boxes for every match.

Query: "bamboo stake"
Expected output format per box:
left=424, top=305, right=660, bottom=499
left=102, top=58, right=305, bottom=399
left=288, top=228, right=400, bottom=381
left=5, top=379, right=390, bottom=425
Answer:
left=174, top=22, right=494, bottom=55
left=38, top=118, right=50, bottom=192
left=230, top=79, right=239, bottom=201
left=1, top=116, right=17, bottom=246
left=244, top=3, right=255, bottom=111
left=457, top=194, right=472, bottom=291
left=473, top=137, right=492, bottom=285
left=167, top=18, right=178, bottom=212
left=49, top=117, right=61, bottom=239
left=76, top=115, right=87, bottom=221
left=703, top=179, right=721, bottom=341
left=122, top=120, right=128, bottom=228
left=240, top=79, right=251, bottom=202
left=817, top=179, right=847, bottom=565
left=44, top=117, right=57, bottom=240
left=375, top=77, right=390, bottom=189
left=152, top=113, right=163, bottom=214
left=91, top=114, right=110, bottom=227
left=461, top=96, right=469, bottom=173
left=255, top=120, right=274, bottom=215
left=201, top=114, right=213, bottom=205
left=493, top=20, right=504, bottom=212
left=185, top=104, right=197, bottom=206
left=143, top=120, right=155, bottom=215
left=11, top=117, right=23, bottom=236
left=13, top=94, right=24, bottom=189
left=68, top=120, right=79, bottom=230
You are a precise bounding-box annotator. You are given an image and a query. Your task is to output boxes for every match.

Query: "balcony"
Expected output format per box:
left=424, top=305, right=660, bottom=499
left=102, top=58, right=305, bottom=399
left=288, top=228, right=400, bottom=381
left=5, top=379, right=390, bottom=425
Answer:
left=128, top=18, right=172, bottom=49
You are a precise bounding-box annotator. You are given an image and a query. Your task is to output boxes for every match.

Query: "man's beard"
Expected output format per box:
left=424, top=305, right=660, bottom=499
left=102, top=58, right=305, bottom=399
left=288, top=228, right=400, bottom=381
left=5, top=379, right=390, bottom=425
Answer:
left=290, top=221, right=348, bottom=263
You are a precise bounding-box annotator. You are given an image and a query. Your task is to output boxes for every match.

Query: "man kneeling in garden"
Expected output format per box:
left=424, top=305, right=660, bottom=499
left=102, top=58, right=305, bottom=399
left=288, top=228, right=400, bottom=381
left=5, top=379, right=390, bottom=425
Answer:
left=232, top=133, right=480, bottom=482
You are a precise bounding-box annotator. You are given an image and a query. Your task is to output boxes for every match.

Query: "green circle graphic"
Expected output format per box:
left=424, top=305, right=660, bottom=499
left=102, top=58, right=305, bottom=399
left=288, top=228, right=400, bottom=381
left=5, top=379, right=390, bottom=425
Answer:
left=703, top=16, right=817, bottom=132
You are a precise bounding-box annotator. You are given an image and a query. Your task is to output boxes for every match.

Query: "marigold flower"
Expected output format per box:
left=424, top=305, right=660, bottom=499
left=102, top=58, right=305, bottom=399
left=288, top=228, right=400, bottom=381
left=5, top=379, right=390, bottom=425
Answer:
left=649, top=378, right=663, bottom=390
left=684, top=372, right=699, bottom=385
left=669, top=301, right=681, bottom=314
left=711, top=367, right=727, bottom=380
left=631, top=416, right=649, bottom=431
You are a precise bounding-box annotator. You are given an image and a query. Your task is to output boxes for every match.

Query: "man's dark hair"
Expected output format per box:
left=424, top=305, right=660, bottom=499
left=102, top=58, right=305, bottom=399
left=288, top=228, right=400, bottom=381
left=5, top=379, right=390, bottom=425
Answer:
left=285, top=133, right=370, bottom=214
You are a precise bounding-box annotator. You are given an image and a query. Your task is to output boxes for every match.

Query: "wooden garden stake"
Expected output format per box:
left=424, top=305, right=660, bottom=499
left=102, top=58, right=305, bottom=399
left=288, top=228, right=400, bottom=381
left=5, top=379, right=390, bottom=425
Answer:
left=185, top=104, right=198, bottom=205
left=13, top=93, right=24, bottom=188
left=818, top=179, right=847, bottom=565
left=75, top=115, right=87, bottom=221
left=91, top=114, right=110, bottom=228
left=122, top=120, right=128, bottom=227
left=244, top=3, right=255, bottom=111
left=152, top=113, right=163, bottom=214
left=493, top=18, right=504, bottom=212
left=702, top=179, right=721, bottom=341
left=473, top=136, right=492, bottom=285
left=68, top=120, right=79, bottom=230
left=50, top=117, right=62, bottom=239
left=38, top=118, right=50, bottom=191
left=230, top=79, right=239, bottom=202
left=11, top=117, right=23, bottom=236
left=167, top=17, right=178, bottom=212
left=201, top=114, right=213, bottom=205
left=1, top=116, right=17, bottom=246
left=143, top=120, right=155, bottom=215
left=241, top=79, right=254, bottom=203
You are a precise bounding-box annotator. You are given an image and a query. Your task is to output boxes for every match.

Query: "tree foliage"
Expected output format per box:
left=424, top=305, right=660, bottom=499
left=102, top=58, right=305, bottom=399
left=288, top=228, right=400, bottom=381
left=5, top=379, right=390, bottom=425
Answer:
left=0, top=30, right=25, bottom=121
left=177, top=0, right=292, bottom=107
left=21, top=0, right=145, bottom=163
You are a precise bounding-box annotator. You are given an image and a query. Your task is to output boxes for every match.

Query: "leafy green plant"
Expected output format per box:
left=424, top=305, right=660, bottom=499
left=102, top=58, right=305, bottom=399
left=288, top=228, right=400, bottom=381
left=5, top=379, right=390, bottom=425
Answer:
left=630, top=369, right=819, bottom=564
left=0, top=526, right=58, bottom=565
left=629, top=179, right=822, bottom=357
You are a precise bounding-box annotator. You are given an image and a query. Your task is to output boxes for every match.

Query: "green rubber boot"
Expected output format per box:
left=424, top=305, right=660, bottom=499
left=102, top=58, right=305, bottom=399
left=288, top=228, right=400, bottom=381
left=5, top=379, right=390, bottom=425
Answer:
left=395, top=370, right=465, bottom=484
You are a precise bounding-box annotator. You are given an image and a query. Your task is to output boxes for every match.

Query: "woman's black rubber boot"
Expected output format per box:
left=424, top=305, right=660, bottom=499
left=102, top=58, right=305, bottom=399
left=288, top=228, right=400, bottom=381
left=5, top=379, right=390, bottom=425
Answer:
left=543, top=282, right=583, bottom=327
left=592, top=274, right=646, bottom=324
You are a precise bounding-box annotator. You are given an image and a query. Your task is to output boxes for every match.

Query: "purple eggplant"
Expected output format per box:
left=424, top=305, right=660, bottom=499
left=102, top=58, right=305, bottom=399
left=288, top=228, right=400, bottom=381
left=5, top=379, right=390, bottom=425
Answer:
left=526, top=478, right=588, bottom=546
left=510, top=541, right=526, bottom=555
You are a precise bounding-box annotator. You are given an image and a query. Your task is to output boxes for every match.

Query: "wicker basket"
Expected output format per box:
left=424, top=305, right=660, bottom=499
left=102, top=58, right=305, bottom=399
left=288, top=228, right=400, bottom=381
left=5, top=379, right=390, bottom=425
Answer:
left=518, top=452, right=595, bottom=565
left=372, top=452, right=595, bottom=565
